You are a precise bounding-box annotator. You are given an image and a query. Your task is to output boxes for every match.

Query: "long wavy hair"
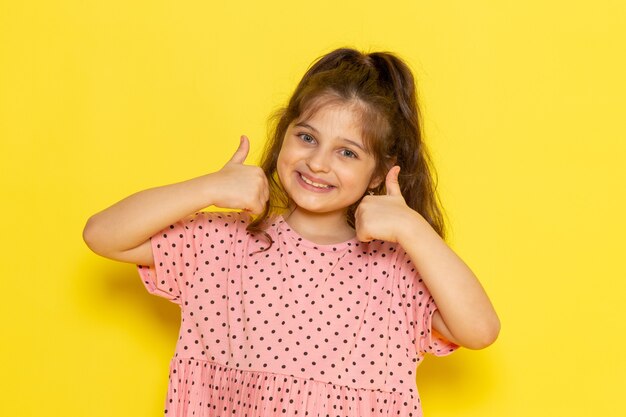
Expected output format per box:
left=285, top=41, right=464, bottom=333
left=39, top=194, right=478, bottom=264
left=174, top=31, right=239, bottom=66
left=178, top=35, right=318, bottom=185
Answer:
left=248, top=47, right=448, bottom=247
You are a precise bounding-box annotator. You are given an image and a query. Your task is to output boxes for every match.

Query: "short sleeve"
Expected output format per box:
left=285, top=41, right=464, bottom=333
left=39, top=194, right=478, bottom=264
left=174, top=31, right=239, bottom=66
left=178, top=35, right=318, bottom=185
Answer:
left=397, top=246, right=459, bottom=357
left=416, top=292, right=459, bottom=356
left=136, top=211, right=209, bottom=304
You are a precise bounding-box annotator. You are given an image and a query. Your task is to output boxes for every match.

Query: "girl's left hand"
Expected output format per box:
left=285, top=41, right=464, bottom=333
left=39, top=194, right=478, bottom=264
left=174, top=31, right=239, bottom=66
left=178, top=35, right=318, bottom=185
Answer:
left=355, top=166, right=423, bottom=243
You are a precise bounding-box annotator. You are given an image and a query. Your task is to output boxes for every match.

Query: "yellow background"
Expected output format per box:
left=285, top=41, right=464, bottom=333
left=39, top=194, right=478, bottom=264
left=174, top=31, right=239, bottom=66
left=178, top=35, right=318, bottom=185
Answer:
left=1, top=1, right=625, bottom=416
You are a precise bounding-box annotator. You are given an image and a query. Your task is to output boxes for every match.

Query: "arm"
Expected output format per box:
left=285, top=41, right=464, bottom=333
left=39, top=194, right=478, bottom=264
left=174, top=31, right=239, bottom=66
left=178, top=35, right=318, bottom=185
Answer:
left=355, top=166, right=500, bottom=350
left=82, top=136, right=268, bottom=266
left=396, top=211, right=500, bottom=349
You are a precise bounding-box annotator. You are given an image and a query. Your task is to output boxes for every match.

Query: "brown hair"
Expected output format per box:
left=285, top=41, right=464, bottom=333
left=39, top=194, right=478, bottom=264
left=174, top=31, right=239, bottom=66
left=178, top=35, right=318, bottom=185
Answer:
left=248, top=47, right=448, bottom=246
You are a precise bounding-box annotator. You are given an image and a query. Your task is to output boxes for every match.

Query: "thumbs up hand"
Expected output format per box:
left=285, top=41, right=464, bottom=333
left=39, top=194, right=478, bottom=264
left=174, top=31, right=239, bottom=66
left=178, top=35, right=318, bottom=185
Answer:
left=355, top=166, right=422, bottom=243
left=208, top=135, right=269, bottom=214
left=227, top=134, right=251, bottom=165
left=384, top=165, right=403, bottom=197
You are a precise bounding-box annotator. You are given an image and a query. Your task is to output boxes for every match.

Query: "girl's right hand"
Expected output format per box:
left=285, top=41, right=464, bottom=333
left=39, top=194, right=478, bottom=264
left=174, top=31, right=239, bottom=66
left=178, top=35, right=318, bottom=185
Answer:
left=208, top=135, right=269, bottom=214
left=83, top=135, right=268, bottom=265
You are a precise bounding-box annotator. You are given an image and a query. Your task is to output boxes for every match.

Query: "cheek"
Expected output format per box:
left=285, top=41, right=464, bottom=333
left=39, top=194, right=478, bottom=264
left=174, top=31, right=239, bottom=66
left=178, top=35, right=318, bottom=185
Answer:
left=277, top=138, right=293, bottom=164
left=276, top=149, right=290, bottom=183
left=339, top=167, right=370, bottom=190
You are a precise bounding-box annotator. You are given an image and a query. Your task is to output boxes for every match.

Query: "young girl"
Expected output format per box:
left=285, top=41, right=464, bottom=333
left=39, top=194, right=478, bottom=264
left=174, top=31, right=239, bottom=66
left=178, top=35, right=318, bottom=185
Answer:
left=84, top=47, right=499, bottom=417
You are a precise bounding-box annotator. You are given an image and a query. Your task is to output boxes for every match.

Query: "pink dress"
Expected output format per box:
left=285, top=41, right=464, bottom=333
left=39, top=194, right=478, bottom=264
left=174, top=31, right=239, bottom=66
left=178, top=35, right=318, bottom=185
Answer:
left=137, top=211, right=457, bottom=417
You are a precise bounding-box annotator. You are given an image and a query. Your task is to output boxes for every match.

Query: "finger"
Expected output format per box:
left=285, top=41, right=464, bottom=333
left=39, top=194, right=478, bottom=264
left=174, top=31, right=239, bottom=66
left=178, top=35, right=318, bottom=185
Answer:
left=257, top=189, right=268, bottom=212
left=253, top=200, right=267, bottom=215
left=248, top=205, right=260, bottom=216
left=262, top=175, right=270, bottom=200
left=244, top=202, right=260, bottom=215
left=256, top=199, right=267, bottom=215
left=385, top=166, right=402, bottom=196
left=228, top=135, right=250, bottom=165
left=353, top=207, right=369, bottom=242
left=258, top=175, right=269, bottom=205
left=261, top=184, right=270, bottom=205
left=356, top=229, right=372, bottom=242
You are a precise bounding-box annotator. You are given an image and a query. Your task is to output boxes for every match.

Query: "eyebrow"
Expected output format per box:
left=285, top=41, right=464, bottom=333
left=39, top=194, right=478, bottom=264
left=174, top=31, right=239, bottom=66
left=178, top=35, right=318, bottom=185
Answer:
left=294, top=122, right=366, bottom=152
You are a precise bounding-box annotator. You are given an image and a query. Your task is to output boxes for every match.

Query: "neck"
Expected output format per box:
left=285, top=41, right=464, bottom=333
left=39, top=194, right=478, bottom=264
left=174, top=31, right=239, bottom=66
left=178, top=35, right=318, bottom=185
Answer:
left=282, top=206, right=355, bottom=244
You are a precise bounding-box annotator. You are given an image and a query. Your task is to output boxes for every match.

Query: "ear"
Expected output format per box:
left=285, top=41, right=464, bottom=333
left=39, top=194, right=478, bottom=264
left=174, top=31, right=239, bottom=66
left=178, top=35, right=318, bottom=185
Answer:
left=368, top=173, right=384, bottom=189
left=368, top=157, right=397, bottom=189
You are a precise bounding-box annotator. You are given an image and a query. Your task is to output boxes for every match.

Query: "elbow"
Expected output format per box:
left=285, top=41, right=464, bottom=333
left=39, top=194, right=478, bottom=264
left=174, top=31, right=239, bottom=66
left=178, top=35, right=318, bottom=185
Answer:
left=82, top=215, right=105, bottom=256
left=464, top=316, right=501, bottom=350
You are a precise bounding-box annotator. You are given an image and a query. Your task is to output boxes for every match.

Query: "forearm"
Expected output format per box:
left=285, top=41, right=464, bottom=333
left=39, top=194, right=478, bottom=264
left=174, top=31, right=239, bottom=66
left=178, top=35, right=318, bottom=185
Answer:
left=399, top=212, right=500, bottom=349
left=83, top=174, right=214, bottom=256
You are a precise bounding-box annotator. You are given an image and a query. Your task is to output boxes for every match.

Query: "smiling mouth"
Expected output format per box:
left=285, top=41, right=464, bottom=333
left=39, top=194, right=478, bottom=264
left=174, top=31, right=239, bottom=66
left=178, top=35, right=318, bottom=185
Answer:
left=299, top=173, right=334, bottom=189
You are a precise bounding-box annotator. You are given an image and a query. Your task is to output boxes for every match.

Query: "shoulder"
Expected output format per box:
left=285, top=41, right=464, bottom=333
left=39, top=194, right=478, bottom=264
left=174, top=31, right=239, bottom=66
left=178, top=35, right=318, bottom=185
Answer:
left=356, top=239, right=405, bottom=264
left=186, top=210, right=252, bottom=230
left=161, top=211, right=253, bottom=244
left=363, top=240, right=428, bottom=290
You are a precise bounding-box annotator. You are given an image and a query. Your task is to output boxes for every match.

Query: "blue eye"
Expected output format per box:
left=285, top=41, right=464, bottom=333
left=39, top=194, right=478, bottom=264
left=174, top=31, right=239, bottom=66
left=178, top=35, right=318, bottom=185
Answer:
left=340, top=149, right=358, bottom=159
left=298, top=133, right=315, bottom=144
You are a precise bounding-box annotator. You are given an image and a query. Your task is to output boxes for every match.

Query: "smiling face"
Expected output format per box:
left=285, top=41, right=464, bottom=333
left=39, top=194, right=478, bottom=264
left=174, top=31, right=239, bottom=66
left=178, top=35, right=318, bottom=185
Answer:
left=276, top=100, right=382, bottom=224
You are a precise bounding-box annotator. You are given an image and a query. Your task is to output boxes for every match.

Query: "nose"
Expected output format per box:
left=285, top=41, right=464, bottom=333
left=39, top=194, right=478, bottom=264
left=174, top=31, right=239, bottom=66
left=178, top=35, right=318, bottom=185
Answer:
left=306, top=148, right=331, bottom=173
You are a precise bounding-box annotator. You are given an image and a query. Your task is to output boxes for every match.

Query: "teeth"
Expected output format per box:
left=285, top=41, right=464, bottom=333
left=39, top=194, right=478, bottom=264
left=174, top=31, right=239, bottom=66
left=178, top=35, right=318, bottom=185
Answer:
left=300, top=174, right=331, bottom=188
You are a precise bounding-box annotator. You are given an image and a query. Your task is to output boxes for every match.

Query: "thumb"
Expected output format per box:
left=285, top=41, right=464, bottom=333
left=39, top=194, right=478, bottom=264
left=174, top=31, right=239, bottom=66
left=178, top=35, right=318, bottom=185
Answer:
left=385, top=166, right=402, bottom=196
left=228, top=135, right=250, bottom=165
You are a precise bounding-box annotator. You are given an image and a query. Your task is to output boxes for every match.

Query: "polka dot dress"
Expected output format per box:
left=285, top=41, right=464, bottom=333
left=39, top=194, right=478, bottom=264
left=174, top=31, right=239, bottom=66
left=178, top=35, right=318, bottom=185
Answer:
left=137, top=212, right=457, bottom=417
